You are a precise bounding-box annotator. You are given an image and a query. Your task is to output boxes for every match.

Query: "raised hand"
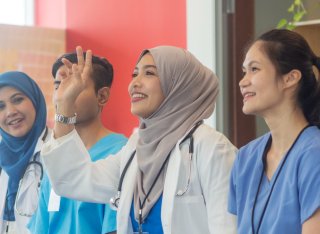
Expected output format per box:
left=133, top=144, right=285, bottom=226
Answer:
left=53, top=46, right=92, bottom=138
left=55, top=46, right=93, bottom=115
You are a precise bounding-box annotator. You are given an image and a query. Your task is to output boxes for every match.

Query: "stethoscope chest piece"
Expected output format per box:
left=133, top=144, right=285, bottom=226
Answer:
left=110, top=191, right=121, bottom=210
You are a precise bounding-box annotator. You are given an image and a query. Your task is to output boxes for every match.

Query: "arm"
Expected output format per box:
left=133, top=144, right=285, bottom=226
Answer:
left=299, top=146, right=320, bottom=234
left=197, top=128, right=237, bottom=234
left=42, top=129, right=121, bottom=203
left=302, top=208, right=320, bottom=234
left=42, top=46, right=121, bottom=203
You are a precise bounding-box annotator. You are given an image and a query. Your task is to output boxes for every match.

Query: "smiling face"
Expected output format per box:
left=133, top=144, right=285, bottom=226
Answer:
left=0, top=86, right=36, bottom=137
left=239, top=41, right=287, bottom=117
left=128, top=53, right=165, bottom=119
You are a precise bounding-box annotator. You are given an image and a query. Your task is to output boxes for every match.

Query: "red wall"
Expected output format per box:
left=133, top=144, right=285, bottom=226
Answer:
left=35, top=0, right=65, bottom=28
left=36, top=0, right=186, bottom=136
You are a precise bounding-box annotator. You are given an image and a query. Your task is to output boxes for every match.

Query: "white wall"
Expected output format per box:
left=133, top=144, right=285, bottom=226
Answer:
left=186, top=0, right=217, bottom=128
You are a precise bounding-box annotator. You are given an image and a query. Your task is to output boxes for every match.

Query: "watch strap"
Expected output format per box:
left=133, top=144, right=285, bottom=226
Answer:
left=54, top=113, right=77, bottom=124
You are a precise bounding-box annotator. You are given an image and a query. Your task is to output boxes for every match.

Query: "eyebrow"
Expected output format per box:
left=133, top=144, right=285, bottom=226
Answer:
left=0, top=92, right=22, bottom=102
left=11, top=92, right=24, bottom=98
left=134, top=64, right=157, bottom=70
left=242, top=60, right=260, bottom=69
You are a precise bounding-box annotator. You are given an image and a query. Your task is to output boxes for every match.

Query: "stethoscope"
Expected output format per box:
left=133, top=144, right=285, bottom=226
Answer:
left=14, top=127, right=47, bottom=217
left=109, top=120, right=203, bottom=210
left=250, top=125, right=310, bottom=234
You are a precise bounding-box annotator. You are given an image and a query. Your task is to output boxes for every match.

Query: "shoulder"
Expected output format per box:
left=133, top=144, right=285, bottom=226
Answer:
left=229, top=133, right=270, bottom=175
left=193, top=124, right=234, bottom=147
left=126, top=131, right=139, bottom=147
left=298, top=126, right=320, bottom=151
left=100, top=133, right=128, bottom=147
left=295, top=126, right=320, bottom=167
left=237, top=132, right=270, bottom=160
left=191, top=124, right=237, bottom=161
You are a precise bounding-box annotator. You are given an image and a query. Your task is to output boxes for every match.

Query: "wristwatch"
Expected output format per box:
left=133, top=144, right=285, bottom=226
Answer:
left=54, top=113, right=77, bottom=124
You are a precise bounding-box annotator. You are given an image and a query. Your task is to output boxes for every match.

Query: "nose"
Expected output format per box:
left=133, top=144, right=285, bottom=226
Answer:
left=5, top=103, right=18, bottom=118
left=128, top=75, right=142, bottom=94
left=239, top=73, right=250, bottom=88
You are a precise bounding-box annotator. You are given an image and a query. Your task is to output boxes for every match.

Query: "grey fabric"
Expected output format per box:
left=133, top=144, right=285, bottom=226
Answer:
left=133, top=46, right=219, bottom=220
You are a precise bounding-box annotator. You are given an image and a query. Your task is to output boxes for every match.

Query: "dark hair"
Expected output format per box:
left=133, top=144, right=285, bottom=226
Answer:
left=52, top=52, right=114, bottom=93
left=254, top=29, right=320, bottom=126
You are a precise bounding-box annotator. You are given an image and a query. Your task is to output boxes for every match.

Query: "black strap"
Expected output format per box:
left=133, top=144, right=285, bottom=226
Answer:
left=42, top=126, right=48, bottom=141
left=138, top=150, right=171, bottom=223
left=117, top=150, right=136, bottom=191
left=138, top=120, right=204, bottom=226
left=251, top=124, right=311, bottom=234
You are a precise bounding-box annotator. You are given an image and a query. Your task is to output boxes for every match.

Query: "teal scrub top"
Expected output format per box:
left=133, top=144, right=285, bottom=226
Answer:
left=28, top=133, right=127, bottom=234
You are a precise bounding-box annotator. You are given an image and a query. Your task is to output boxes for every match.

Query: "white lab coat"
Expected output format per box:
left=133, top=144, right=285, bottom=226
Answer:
left=42, top=124, right=237, bottom=234
left=0, top=128, right=50, bottom=234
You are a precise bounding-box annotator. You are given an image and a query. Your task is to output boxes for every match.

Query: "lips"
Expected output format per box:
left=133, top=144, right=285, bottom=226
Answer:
left=242, top=92, right=256, bottom=102
left=131, top=92, right=147, bottom=102
left=7, top=118, right=24, bottom=126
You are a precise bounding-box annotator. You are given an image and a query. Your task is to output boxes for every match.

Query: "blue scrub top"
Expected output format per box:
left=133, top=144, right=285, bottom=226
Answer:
left=28, top=133, right=127, bottom=234
left=130, top=195, right=163, bottom=234
left=228, top=126, right=320, bottom=234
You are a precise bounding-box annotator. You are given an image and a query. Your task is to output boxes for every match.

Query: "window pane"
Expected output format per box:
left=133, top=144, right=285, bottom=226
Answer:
left=0, top=0, right=34, bottom=26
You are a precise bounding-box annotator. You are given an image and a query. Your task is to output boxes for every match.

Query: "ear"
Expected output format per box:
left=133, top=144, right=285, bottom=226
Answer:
left=283, top=69, right=302, bottom=88
left=97, top=87, right=110, bottom=107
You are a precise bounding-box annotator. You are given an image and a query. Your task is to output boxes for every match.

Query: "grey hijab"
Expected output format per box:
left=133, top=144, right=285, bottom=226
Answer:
left=134, top=46, right=219, bottom=221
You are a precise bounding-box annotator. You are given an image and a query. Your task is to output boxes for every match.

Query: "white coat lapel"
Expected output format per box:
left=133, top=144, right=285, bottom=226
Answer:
left=117, top=151, right=138, bottom=234
left=161, top=142, right=182, bottom=233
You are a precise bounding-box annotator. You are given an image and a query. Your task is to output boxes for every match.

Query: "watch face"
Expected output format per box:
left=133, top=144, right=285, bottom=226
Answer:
left=55, top=113, right=77, bottom=124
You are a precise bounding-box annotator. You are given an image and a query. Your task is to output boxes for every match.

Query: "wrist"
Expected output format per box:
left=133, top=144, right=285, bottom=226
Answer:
left=55, top=113, right=77, bottom=125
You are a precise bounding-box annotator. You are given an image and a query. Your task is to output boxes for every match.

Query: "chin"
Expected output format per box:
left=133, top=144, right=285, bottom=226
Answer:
left=10, top=130, right=28, bottom=138
left=242, top=106, right=255, bottom=115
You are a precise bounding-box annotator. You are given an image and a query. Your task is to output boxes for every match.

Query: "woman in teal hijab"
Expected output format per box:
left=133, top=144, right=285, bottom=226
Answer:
left=0, top=71, right=47, bottom=233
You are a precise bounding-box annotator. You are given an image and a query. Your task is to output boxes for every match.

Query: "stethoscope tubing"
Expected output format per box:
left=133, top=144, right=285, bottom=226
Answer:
left=110, top=120, right=203, bottom=210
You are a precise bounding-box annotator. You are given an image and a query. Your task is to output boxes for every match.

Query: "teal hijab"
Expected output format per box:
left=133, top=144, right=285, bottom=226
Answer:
left=0, top=71, right=46, bottom=221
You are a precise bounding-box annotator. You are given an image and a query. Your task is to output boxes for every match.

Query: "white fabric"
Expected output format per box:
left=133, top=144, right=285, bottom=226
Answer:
left=0, top=128, right=50, bottom=234
left=42, top=124, right=237, bottom=234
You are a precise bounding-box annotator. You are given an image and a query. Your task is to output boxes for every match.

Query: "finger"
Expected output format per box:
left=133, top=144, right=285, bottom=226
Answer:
left=85, top=50, right=93, bottom=70
left=76, top=46, right=84, bottom=67
left=61, top=58, right=73, bottom=70
left=72, top=64, right=80, bottom=80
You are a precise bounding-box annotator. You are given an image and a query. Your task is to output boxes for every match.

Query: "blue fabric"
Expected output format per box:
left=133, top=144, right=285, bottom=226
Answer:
left=228, top=126, right=320, bottom=234
left=28, top=133, right=127, bottom=234
left=0, top=71, right=46, bottom=221
left=130, top=195, right=163, bottom=234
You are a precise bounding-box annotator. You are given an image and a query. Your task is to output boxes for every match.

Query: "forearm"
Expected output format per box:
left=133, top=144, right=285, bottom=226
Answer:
left=41, top=130, right=119, bottom=203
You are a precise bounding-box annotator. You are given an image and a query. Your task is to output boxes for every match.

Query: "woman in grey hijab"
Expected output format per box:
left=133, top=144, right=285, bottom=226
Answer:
left=41, top=46, right=237, bottom=234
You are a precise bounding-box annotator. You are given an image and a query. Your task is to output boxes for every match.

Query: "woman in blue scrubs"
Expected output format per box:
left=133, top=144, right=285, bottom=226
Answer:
left=228, top=29, right=320, bottom=234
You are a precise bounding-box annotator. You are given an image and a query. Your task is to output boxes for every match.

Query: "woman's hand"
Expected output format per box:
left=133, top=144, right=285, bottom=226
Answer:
left=55, top=46, right=92, bottom=115
left=53, top=46, right=92, bottom=138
